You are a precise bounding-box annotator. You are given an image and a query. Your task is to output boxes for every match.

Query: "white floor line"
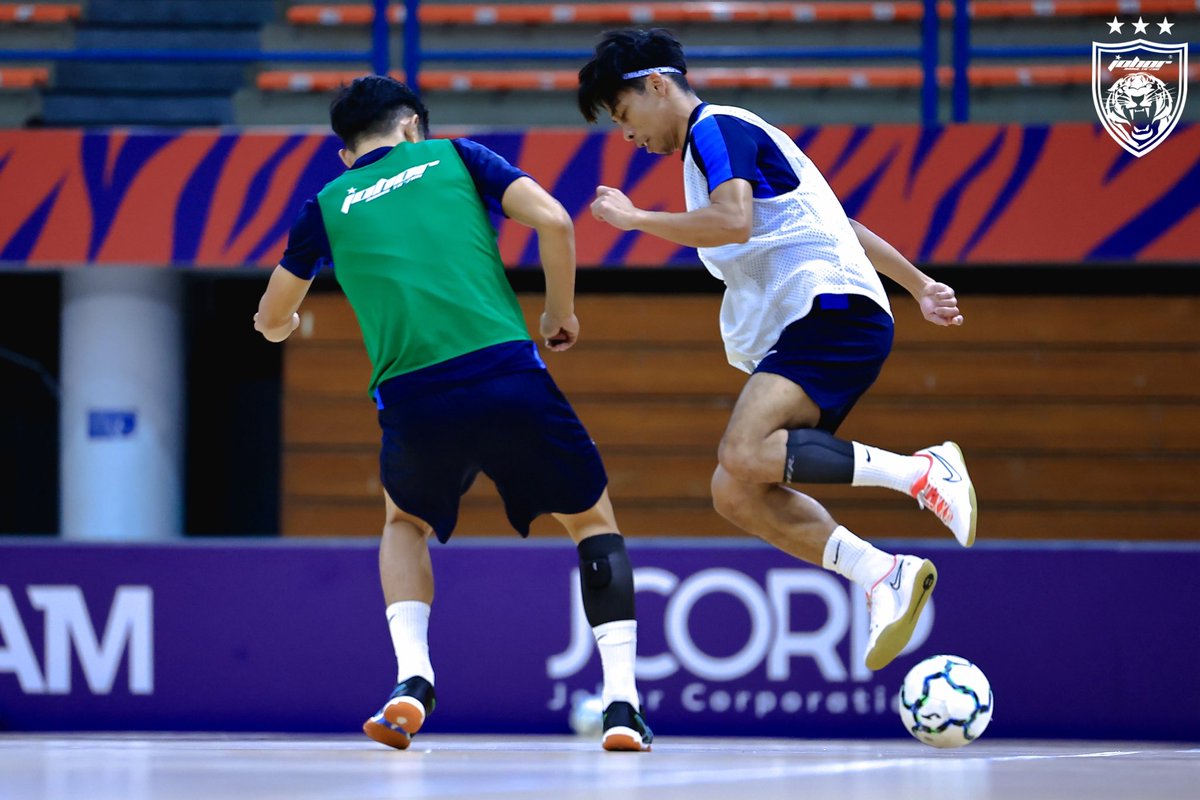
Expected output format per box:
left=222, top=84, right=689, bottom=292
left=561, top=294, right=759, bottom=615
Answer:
left=408, top=758, right=943, bottom=797
left=988, top=750, right=1145, bottom=762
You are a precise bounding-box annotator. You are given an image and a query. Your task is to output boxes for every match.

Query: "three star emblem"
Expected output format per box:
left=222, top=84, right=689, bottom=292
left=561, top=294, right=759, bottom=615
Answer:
left=1107, top=17, right=1175, bottom=36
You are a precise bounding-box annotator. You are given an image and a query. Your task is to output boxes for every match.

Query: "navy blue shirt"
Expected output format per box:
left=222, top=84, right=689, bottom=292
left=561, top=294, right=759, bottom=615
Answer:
left=279, top=138, right=528, bottom=281
left=686, top=103, right=800, bottom=199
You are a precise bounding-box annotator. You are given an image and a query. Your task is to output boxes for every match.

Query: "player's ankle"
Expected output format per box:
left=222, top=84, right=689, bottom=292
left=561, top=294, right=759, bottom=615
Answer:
left=823, top=526, right=895, bottom=588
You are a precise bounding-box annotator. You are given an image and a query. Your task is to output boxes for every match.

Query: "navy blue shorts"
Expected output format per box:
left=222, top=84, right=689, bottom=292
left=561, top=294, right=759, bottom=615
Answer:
left=376, top=352, right=607, bottom=543
left=754, top=293, right=894, bottom=433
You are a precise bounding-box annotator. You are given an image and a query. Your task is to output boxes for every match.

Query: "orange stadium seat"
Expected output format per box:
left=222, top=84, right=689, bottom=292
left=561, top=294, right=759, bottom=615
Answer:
left=0, top=3, right=80, bottom=24
left=965, top=0, right=1197, bottom=18
left=256, top=68, right=928, bottom=94
left=286, top=0, right=1200, bottom=27
left=0, top=67, right=50, bottom=88
left=255, top=62, right=1199, bottom=92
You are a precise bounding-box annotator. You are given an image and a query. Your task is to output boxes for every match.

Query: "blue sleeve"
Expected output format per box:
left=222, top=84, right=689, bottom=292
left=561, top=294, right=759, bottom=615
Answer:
left=279, top=197, right=333, bottom=280
left=690, top=115, right=760, bottom=194
left=452, top=138, right=529, bottom=217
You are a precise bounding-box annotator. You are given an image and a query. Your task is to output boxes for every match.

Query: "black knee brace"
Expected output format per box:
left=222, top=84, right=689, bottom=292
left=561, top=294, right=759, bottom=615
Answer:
left=576, top=533, right=635, bottom=626
left=784, top=429, right=855, bottom=484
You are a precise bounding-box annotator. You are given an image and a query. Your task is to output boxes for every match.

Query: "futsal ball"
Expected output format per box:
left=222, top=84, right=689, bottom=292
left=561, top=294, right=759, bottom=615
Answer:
left=899, top=654, right=994, bottom=748
left=568, top=693, right=604, bottom=738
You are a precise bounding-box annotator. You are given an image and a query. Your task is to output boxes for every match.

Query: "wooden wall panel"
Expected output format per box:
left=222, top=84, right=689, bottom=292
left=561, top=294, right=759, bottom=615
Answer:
left=281, top=293, right=1200, bottom=541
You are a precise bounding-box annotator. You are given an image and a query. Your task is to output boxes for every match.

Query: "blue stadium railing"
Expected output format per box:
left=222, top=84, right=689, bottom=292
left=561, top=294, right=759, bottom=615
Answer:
left=0, top=0, right=1086, bottom=126
left=950, top=0, right=1089, bottom=121
left=397, top=0, right=940, bottom=126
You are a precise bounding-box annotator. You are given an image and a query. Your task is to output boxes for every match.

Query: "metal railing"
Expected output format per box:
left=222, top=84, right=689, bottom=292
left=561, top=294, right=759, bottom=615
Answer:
left=950, top=0, right=1090, bottom=121
left=0, top=0, right=1104, bottom=126
left=397, top=0, right=940, bottom=125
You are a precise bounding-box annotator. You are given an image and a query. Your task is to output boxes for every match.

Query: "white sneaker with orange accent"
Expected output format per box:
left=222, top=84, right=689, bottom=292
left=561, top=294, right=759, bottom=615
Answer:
left=864, top=555, right=938, bottom=671
left=362, top=676, right=436, bottom=750
left=910, top=441, right=977, bottom=547
left=602, top=701, right=653, bottom=752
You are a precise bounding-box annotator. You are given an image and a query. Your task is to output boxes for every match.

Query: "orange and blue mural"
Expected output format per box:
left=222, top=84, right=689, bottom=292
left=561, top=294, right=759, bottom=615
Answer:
left=1, top=123, right=1197, bottom=268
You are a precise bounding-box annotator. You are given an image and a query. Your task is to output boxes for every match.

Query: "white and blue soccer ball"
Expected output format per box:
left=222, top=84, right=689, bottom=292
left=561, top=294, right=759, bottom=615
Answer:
left=568, top=693, right=604, bottom=738
left=899, top=654, right=994, bottom=748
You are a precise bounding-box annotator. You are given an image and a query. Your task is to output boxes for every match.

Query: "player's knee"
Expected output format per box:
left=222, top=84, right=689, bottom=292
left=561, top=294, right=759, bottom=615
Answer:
left=557, top=493, right=619, bottom=540
left=711, top=465, right=752, bottom=524
left=383, top=499, right=434, bottom=539
left=383, top=519, right=433, bottom=544
left=716, top=438, right=761, bottom=484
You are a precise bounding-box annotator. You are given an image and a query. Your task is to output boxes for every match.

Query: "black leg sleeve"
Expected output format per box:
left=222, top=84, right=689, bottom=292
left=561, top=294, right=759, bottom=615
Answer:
left=784, top=429, right=855, bottom=484
left=576, top=533, right=636, bottom=626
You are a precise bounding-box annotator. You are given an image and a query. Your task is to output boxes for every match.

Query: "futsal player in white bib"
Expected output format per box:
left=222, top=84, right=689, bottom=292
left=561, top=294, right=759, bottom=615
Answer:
left=578, top=29, right=978, bottom=671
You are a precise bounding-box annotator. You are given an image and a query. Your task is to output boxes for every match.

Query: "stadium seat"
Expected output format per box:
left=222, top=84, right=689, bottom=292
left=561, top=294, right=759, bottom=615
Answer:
left=269, top=0, right=1200, bottom=107
left=0, top=3, right=80, bottom=24
left=256, top=61, right=1198, bottom=93
left=285, top=0, right=1200, bottom=27
left=0, top=67, right=49, bottom=87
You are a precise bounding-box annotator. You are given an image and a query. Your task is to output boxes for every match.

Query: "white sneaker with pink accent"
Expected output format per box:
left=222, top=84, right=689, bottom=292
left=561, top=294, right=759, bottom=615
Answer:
left=910, top=441, right=977, bottom=547
left=864, top=555, right=938, bottom=671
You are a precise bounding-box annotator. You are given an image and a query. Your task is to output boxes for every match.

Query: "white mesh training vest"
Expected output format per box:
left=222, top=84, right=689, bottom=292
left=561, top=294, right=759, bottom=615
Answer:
left=683, top=103, right=892, bottom=373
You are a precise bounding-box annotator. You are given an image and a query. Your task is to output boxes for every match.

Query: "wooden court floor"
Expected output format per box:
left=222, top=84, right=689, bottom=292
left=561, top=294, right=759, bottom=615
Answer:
left=1, top=734, right=1196, bottom=800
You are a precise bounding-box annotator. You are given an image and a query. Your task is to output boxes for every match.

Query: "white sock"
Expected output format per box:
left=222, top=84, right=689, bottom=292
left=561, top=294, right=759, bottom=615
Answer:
left=386, top=601, right=434, bottom=685
left=852, top=441, right=928, bottom=495
left=823, top=526, right=897, bottom=590
left=593, top=620, right=639, bottom=711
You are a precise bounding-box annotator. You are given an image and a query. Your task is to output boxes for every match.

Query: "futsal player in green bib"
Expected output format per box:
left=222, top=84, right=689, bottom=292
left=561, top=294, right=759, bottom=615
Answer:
left=254, top=76, right=652, bottom=752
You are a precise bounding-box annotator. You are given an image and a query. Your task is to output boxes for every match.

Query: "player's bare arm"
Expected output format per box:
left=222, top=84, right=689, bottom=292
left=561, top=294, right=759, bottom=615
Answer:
left=590, top=178, right=753, bottom=248
left=850, top=218, right=964, bottom=327
left=501, top=176, right=580, bottom=351
left=254, top=265, right=314, bottom=342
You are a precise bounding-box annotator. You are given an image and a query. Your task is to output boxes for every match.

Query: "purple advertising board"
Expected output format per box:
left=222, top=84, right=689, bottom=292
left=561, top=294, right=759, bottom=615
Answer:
left=0, top=538, right=1196, bottom=741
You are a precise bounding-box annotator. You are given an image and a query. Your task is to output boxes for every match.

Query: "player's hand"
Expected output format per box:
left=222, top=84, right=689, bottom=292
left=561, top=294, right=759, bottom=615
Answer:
left=253, top=311, right=301, bottom=342
left=540, top=312, right=580, bottom=352
left=918, top=282, right=963, bottom=327
left=590, top=186, right=640, bottom=231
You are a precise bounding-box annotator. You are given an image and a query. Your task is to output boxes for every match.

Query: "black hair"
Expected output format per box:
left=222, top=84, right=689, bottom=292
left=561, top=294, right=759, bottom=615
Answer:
left=577, top=28, right=691, bottom=123
left=329, top=75, right=430, bottom=150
